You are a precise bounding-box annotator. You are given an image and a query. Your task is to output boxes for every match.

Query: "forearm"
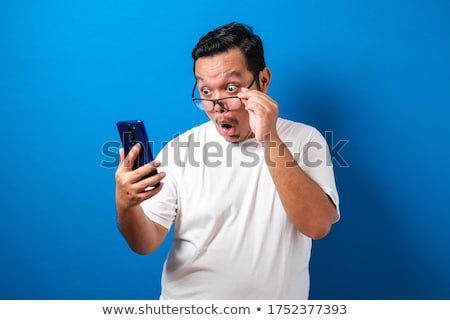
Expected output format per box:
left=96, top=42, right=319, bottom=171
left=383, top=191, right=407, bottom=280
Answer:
left=264, top=136, right=337, bottom=239
left=116, top=204, right=167, bottom=255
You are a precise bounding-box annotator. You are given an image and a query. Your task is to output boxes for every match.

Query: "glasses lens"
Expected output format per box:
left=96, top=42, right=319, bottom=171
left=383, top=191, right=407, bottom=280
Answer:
left=220, top=97, right=241, bottom=110
left=193, top=97, right=242, bottom=111
left=193, top=99, right=208, bottom=110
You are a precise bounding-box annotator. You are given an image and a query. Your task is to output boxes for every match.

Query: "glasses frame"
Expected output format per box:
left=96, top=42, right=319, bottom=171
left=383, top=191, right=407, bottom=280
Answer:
left=191, top=75, right=258, bottom=111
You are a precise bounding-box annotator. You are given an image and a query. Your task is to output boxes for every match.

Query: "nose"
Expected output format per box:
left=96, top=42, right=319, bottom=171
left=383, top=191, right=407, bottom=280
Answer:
left=213, top=101, right=227, bottom=113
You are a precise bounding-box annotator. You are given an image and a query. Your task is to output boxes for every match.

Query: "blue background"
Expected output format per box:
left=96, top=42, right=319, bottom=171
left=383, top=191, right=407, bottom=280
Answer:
left=1, top=0, right=449, bottom=299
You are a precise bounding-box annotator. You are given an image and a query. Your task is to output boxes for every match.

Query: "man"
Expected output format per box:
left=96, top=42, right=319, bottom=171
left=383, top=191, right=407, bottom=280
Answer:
left=115, top=22, right=340, bottom=299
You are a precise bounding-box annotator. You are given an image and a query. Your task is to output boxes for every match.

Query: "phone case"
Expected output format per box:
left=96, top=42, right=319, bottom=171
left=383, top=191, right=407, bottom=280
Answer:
left=116, top=120, right=160, bottom=186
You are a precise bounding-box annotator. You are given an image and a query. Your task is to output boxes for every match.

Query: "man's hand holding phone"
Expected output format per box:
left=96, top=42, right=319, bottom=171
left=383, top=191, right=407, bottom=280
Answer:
left=115, top=140, right=165, bottom=212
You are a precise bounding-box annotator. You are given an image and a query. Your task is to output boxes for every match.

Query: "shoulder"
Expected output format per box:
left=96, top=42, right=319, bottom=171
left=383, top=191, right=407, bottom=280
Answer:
left=156, top=121, right=213, bottom=159
left=277, top=118, right=323, bottom=142
left=170, top=121, right=212, bottom=142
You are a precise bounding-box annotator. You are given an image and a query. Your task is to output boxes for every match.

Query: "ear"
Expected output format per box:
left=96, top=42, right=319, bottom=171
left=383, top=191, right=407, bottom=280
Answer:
left=259, top=67, right=272, bottom=93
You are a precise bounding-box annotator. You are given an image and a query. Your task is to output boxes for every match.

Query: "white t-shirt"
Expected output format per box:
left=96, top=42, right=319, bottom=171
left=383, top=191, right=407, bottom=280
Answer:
left=141, top=118, right=340, bottom=299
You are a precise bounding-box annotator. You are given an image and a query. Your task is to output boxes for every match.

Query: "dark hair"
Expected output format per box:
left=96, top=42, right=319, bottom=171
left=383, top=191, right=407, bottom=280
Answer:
left=192, top=22, right=266, bottom=76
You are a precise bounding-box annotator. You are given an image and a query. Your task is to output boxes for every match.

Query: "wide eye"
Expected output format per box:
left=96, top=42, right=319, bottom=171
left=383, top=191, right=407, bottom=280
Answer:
left=226, top=84, right=238, bottom=94
left=201, top=87, right=211, bottom=96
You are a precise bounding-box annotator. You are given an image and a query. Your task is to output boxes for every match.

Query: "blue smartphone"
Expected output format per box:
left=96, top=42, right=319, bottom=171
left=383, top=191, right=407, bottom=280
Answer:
left=116, top=120, right=160, bottom=187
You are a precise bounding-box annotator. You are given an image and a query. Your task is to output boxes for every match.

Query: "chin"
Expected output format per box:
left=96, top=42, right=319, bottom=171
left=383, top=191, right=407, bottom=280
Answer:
left=222, top=132, right=254, bottom=144
left=223, top=135, right=240, bottom=143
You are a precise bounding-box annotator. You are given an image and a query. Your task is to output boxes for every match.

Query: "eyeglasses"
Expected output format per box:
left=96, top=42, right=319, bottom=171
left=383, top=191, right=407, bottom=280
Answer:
left=191, top=75, right=258, bottom=111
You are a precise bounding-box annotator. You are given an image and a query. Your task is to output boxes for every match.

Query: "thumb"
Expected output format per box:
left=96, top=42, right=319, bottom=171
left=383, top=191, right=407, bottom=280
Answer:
left=238, top=87, right=250, bottom=99
left=119, top=147, right=125, bottom=163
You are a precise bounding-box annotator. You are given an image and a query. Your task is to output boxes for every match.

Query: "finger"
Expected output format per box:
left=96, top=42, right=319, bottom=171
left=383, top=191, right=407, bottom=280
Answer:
left=119, top=147, right=125, bottom=163
left=238, top=87, right=255, bottom=99
left=245, top=101, right=268, bottom=115
left=123, top=143, right=141, bottom=170
left=137, top=182, right=165, bottom=202
left=240, top=92, right=272, bottom=109
left=136, top=171, right=166, bottom=192
left=124, top=181, right=164, bottom=207
left=116, top=147, right=129, bottom=179
left=132, top=160, right=161, bottom=179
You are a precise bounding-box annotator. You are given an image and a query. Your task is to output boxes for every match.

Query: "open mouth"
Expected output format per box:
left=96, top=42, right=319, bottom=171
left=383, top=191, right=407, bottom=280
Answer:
left=218, top=121, right=236, bottom=137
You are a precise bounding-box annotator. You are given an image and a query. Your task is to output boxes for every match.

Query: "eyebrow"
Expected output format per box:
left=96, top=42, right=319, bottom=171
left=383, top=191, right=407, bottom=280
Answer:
left=196, top=70, right=244, bottom=82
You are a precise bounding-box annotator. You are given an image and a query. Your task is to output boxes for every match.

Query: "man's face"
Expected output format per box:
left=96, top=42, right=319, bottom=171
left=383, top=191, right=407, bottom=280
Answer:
left=194, top=48, right=257, bottom=143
